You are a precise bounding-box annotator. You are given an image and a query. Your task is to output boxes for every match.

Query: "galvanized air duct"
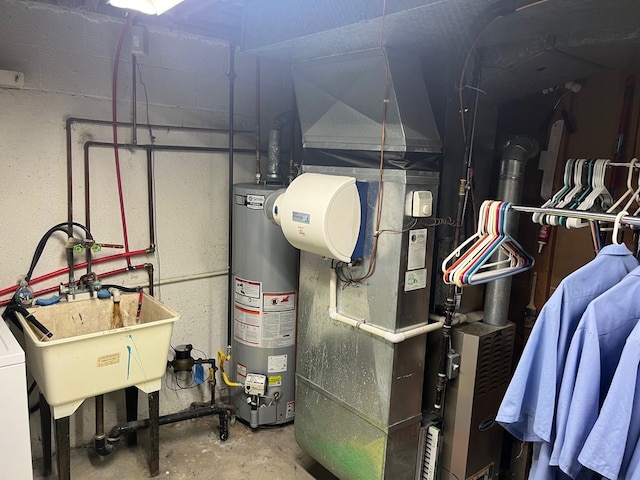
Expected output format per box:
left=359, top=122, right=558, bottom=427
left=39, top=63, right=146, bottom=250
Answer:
left=484, top=136, right=539, bottom=326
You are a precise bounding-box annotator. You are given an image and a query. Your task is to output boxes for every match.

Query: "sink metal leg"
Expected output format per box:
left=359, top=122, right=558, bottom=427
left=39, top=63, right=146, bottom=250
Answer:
left=149, top=391, right=160, bottom=477
left=39, top=393, right=52, bottom=477
left=55, top=416, right=71, bottom=480
left=125, top=386, right=139, bottom=446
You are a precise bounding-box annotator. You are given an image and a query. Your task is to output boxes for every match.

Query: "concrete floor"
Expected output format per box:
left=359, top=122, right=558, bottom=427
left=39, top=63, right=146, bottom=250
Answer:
left=32, top=417, right=338, bottom=480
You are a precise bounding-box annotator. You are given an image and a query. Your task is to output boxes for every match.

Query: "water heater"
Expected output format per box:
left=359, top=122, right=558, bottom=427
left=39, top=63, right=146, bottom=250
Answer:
left=231, top=183, right=299, bottom=427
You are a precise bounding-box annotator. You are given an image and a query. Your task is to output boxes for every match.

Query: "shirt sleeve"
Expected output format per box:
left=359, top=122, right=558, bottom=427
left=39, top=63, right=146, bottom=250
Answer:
left=557, top=321, right=602, bottom=479
left=578, top=337, right=640, bottom=479
left=550, top=324, right=586, bottom=467
left=496, top=297, right=562, bottom=442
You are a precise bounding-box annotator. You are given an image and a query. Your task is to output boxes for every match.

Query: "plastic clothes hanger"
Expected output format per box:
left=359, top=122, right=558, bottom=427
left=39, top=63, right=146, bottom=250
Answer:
left=442, top=201, right=534, bottom=286
left=612, top=210, right=628, bottom=245
left=566, top=159, right=612, bottom=228
left=559, top=159, right=596, bottom=226
left=453, top=201, right=505, bottom=286
left=607, top=158, right=637, bottom=213
left=548, top=159, right=587, bottom=226
left=534, top=158, right=576, bottom=225
left=463, top=203, right=534, bottom=286
left=442, top=201, right=495, bottom=283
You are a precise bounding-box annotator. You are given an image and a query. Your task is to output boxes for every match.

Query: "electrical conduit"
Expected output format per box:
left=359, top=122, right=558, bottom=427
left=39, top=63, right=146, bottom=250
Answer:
left=328, top=269, right=443, bottom=343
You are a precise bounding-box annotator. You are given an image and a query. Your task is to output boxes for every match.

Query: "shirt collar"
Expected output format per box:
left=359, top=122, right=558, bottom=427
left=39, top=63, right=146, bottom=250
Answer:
left=599, top=244, right=634, bottom=256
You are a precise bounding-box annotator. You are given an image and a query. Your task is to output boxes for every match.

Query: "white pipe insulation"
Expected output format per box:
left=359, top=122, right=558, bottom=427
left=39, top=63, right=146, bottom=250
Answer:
left=328, top=269, right=443, bottom=343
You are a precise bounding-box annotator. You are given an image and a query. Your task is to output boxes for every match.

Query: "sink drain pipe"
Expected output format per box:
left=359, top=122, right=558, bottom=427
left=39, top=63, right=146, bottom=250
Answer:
left=95, top=402, right=233, bottom=456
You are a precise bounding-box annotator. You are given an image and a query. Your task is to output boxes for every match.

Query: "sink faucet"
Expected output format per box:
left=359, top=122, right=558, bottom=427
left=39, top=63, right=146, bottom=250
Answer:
left=60, top=238, right=124, bottom=300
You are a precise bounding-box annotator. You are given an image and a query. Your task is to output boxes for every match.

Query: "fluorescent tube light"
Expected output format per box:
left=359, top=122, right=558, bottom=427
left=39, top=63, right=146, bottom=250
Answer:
left=108, top=0, right=185, bottom=15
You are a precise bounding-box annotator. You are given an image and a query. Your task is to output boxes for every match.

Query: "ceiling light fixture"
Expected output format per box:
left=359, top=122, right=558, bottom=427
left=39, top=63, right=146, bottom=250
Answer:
left=108, top=0, right=185, bottom=15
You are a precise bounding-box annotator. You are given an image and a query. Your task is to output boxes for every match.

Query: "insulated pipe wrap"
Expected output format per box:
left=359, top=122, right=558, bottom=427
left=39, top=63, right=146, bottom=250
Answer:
left=484, top=136, right=539, bottom=326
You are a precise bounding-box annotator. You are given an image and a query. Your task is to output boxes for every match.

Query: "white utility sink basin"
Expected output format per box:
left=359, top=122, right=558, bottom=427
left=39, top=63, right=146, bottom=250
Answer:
left=17, top=292, right=179, bottom=419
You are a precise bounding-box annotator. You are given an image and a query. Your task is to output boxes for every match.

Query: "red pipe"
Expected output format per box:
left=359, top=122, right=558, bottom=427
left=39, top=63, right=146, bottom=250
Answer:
left=0, top=264, right=148, bottom=307
left=0, top=249, right=149, bottom=298
left=112, top=14, right=137, bottom=266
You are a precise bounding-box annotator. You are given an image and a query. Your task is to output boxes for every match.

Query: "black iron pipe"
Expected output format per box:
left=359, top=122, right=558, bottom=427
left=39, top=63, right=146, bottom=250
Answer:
left=94, top=404, right=230, bottom=456
left=83, top=141, right=254, bottom=262
left=147, top=149, right=155, bottom=247
left=65, top=117, right=250, bottom=231
left=132, top=54, right=137, bottom=145
left=226, top=43, right=237, bottom=347
left=255, top=56, right=262, bottom=183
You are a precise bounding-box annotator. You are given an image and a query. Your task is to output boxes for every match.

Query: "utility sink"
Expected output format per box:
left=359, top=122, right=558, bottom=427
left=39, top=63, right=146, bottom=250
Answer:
left=17, top=293, right=179, bottom=419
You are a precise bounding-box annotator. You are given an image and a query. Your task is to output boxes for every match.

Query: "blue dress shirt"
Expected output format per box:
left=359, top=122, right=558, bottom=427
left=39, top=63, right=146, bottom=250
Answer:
left=578, top=317, right=640, bottom=479
left=552, top=265, right=640, bottom=478
left=497, top=244, right=638, bottom=479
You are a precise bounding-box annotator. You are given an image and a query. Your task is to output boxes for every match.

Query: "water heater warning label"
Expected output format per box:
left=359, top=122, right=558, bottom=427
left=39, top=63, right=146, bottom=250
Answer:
left=234, top=277, right=261, bottom=309
left=234, top=282, right=296, bottom=348
left=286, top=401, right=295, bottom=419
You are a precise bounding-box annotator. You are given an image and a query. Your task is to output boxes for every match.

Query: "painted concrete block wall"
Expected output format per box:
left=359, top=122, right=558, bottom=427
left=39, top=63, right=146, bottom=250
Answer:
left=0, top=0, right=294, bottom=454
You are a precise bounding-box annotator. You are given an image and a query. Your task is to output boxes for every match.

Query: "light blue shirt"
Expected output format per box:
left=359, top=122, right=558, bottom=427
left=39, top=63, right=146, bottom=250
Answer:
left=496, top=244, right=637, bottom=479
left=578, top=318, right=640, bottom=479
left=552, top=265, right=640, bottom=478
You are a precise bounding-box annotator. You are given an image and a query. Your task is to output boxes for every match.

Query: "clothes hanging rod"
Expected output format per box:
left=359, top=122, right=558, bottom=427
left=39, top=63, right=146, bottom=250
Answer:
left=510, top=205, right=640, bottom=227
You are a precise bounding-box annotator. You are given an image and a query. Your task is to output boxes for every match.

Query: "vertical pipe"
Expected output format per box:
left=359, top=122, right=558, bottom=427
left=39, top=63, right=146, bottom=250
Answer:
left=146, top=263, right=155, bottom=296
left=484, top=136, right=539, bottom=326
left=227, top=43, right=237, bottom=346
left=267, top=124, right=282, bottom=182
left=66, top=118, right=74, bottom=225
left=147, top=148, right=156, bottom=247
left=288, top=89, right=297, bottom=184
left=95, top=394, right=104, bottom=440
left=132, top=54, right=138, bottom=145
left=255, top=57, right=262, bottom=184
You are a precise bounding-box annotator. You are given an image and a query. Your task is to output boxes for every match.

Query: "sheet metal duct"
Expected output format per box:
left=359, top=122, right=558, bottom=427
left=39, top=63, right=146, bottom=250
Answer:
left=292, top=48, right=441, bottom=154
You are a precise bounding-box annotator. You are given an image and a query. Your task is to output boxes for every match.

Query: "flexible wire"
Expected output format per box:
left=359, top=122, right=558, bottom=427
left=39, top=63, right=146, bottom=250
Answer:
left=112, top=13, right=137, bottom=266
left=458, top=0, right=553, bottom=140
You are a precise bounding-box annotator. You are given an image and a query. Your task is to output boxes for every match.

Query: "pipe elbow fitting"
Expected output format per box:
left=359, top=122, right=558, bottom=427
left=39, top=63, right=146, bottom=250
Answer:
left=94, top=434, right=119, bottom=456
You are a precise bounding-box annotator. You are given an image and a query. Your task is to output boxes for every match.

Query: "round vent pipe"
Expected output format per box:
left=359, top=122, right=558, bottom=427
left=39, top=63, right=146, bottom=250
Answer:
left=484, top=136, right=539, bottom=326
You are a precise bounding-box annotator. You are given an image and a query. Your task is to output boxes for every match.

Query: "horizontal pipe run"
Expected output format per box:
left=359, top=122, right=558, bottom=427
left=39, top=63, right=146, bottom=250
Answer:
left=67, top=117, right=251, bottom=134
left=95, top=404, right=230, bottom=456
left=428, top=311, right=484, bottom=326
left=328, top=270, right=443, bottom=343
left=85, top=141, right=256, bottom=155
left=0, top=249, right=151, bottom=298
left=511, top=205, right=640, bottom=226
left=0, top=264, right=148, bottom=307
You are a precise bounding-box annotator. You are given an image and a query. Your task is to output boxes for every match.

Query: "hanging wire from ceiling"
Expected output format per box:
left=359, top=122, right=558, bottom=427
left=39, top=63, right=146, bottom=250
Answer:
left=458, top=0, right=554, bottom=141
left=349, top=0, right=389, bottom=283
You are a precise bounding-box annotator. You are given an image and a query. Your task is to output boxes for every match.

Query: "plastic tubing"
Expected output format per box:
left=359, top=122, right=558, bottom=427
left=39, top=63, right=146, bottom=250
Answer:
left=328, top=269, right=443, bottom=343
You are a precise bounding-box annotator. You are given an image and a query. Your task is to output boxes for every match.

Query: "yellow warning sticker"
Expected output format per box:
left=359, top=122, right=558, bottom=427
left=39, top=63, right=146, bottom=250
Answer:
left=269, top=375, right=282, bottom=386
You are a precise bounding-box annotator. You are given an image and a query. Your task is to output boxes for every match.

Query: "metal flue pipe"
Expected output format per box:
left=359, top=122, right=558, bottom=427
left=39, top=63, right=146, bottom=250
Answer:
left=484, top=136, right=539, bottom=326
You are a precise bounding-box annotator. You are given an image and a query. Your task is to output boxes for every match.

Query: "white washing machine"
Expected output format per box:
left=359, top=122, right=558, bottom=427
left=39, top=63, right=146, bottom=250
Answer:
left=0, top=319, right=33, bottom=479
